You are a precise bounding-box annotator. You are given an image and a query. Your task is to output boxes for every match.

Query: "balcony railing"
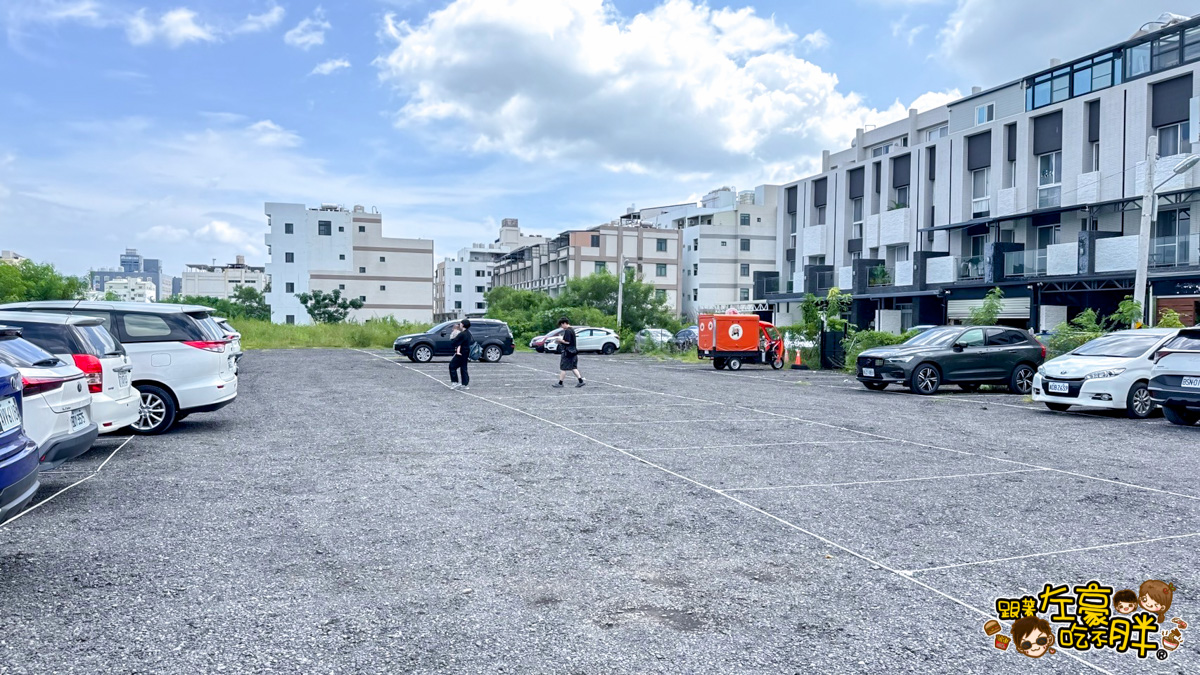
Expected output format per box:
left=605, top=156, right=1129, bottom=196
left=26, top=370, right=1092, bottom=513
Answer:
left=1004, top=250, right=1047, bottom=278
left=868, top=265, right=894, bottom=287
left=1150, top=235, right=1194, bottom=268
left=813, top=270, right=835, bottom=290
left=956, top=255, right=985, bottom=281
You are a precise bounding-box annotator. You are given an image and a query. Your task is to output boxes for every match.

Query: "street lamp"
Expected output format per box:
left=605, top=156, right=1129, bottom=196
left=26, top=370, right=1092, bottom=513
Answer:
left=1134, top=142, right=1200, bottom=324
left=615, top=255, right=631, bottom=327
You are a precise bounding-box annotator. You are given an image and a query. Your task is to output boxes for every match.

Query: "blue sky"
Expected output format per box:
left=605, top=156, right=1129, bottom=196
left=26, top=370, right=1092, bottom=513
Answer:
left=0, top=0, right=1174, bottom=276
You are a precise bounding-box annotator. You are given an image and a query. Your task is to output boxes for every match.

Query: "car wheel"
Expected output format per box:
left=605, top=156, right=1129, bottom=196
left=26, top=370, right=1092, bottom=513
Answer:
left=863, top=382, right=888, bottom=391
left=771, top=358, right=784, bottom=370
left=1045, top=402, right=1071, bottom=412
left=601, top=343, right=616, bottom=355
left=726, top=357, right=742, bottom=371
left=1009, top=364, right=1035, bottom=395
left=1125, top=382, right=1154, bottom=419
left=483, top=345, right=503, bottom=363
left=910, top=364, right=940, bottom=395
left=1163, top=405, right=1200, bottom=427
left=713, top=358, right=726, bottom=370
left=958, top=383, right=981, bottom=393
left=412, top=344, right=433, bottom=363
left=131, top=384, right=177, bottom=435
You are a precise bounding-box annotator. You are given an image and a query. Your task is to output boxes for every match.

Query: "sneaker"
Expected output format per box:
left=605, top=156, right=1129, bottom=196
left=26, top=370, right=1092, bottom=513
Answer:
left=460, top=386, right=470, bottom=391
left=552, top=382, right=564, bottom=388
left=575, top=380, right=586, bottom=388
left=449, top=383, right=461, bottom=389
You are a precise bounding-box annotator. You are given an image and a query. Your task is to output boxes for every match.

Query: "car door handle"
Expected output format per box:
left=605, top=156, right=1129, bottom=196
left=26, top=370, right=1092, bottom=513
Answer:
left=114, top=365, right=134, bottom=373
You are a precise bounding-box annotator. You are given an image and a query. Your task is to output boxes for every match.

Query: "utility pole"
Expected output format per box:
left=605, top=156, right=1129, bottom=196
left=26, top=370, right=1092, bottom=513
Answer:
left=616, top=255, right=626, bottom=327
left=1134, top=136, right=1157, bottom=326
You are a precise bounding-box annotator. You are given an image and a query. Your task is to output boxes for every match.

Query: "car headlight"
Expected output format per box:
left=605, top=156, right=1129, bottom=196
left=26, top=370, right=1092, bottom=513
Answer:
left=395, top=337, right=412, bottom=344
left=886, top=355, right=916, bottom=363
left=1037, top=365, right=1046, bottom=376
left=1084, top=368, right=1126, bottom=380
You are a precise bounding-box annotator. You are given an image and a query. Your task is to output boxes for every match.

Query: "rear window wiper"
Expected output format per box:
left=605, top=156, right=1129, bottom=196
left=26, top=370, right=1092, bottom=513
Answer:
left=31, top=358, right=62, bottom=367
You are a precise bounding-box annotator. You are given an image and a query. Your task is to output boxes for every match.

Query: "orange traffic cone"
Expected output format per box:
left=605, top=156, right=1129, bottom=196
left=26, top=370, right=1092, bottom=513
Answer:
left=791, top=349, right=809, bottom=370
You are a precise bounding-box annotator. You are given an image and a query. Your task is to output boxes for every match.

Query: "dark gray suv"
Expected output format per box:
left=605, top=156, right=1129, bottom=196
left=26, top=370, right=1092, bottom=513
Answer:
left=856, top=325, right=1045, bottom=395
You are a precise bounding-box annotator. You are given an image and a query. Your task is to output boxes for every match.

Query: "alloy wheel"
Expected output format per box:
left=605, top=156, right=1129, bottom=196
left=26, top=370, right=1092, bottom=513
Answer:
left=484, top=345, right=502, bottom=362
left=915, top=367, right=939, bottom=394
left=1132, top=386, right=1153, bottom=418
left=134, top=391, right=167, bottom=432
left=1014, top=366, right=1034, bottom=394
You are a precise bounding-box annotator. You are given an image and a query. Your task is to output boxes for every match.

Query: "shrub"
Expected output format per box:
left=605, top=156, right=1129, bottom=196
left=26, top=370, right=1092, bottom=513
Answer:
left=967, top=287, right=1004, bottom=326
left=1046, top=309, right=1105, bottom=358
left=841, top=329, right=918, bottom=372
left=1158, top=308, right=1185, bottom=328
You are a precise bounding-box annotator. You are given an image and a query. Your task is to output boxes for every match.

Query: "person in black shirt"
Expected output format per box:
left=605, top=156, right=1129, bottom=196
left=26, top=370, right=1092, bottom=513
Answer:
left=449, top=319, right=472, bottom=390
left=551, top=317, right=584, bottom=388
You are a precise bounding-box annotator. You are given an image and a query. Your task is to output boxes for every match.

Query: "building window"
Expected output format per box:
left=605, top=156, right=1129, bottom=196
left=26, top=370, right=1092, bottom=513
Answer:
left=894, top=186, right=909, bottom=208
left=358, top=226, right=365, bottom=233
left=285, top=282, right=295, bottom=293
left=358, top=267, right=366, bottom=274
left=975, top=103, right=994, bottom=126
left=656, top=238, right=667, bottom=252
left=380, top=285, right=387, bottom=291
left=892, top=244, right=910, bottom=263
left=816, top=205, right=827, bottom=225
left=1090, top=142, right=1101, bottom=172
left=590, top=234, right=600, bottom=247
left=475, top=302, right=485, bottom=310
left=1158, top=121, right=1191, bottom=157
left=740, top=213, right=750, bottom=226
left=1037, top=151, right=1062, bottom=208
left=475, top=285, right=485, bottom=293
left=285, top=315, right=294, bottom=324
left=339, top=254, right=345, bottom=260
left=454, top=301, right=462, bottom=309
left=654, top=263, right=667, bottom=277
left=692, top=289, right=698, bottom=301
left=851, top=197, right=864, bottom=238
left=285, top=252, right=294, bottom=263
left=594, top=261, right=607, bottom=273
left=454, top=284, right=462, bottom=292
left=740, top=263, right=750, bottom=277
left=740, top=238, right=751, bottom=251
left=692, top=239, right=698, bottom=250
left=925, top=125, right=948, bottom=142
left=1152, top=208, right=1192, bottom=266
left=284, top=223, right=293, bottom=234
left=871, top=145, right=890, bottom=157
left=339, top=284, right=345, bottom=290
left=318, top=221, right=331, bottom=236
left=454, top=268, right=461, bottom=275
left=379, top=256, right=386, bottom=263
left=720, top=240, right=728, bottom=247
left=971, top=167, right=990, bottom=217
left=338, top=226, right=344, bottom=232
left=475, top=270, right=486, bottom=277
left=692, top=263, right=698, bottom=275
left=739, top=288, right=749, bottom=301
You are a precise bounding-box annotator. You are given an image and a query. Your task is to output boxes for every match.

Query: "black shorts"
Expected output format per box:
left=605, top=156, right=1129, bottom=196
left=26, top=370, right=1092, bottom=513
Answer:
left=559, top=353, right=578, bottom=371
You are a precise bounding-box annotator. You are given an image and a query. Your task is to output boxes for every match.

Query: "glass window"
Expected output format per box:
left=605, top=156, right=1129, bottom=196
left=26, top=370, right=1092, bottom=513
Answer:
left=358, top=226, right=365, bottom=233
left=594, top=261, right=606, bottom=273
left=1092, top=57, right=1113, bottom=89
left=284, top=223, right=293, bottom=234
left=655, top=289, right=667, bottom=301
left=454, top=268, right=461, bottom=275
left=285, top=315, right=295, bottom=325
left=285, top=282, right=294, bottom=293
left=379, top=256, right=386, bottom=263
left=1074, top=333, right=1165, bottom=357
left=958, top=328, right=985, bottom=347
left=975, top=103, right=994, bottom=125
left=972, top=167, right=990, bottom=216
left=122, top=314, right=172, bottom=338
left=925, top=126, right=948, bottom=142
left=656, top=263, right=667, bottom=277
left=1127, top=42, right=1151, bottom=78
left=740, top=239, right=751, bottom=251
left=816, top=205, right=826, bottom=224
left=358, top=267, right=366, bottom=274
left=986, top=329, right=1027, bottom=346
left=1158, top=122, right=1191, bottom=157
left=656, top=238, right=667, bottom=252
left=1153, top=32, right=1182, bottom=71
left=77, top=325, right=119, bottom=356
left=1186, top=27, right=1200, bottom=61
left=739, top=288, right=749, bottom=301
left=454, top=301, right=461, bottom=309
left=1073, top=65, right=1092, bottom=96
left=905, top=327, right=960, bottom=347
left=285, top=252, right=294, bottom=263
left=2, top=323, right=73, bottom=355
left=852, top=197, right=863, bottom=223
left=740, top=213, right=751, bottom=226
left=1038, top=151, right=1062, bottom=208
left=894, top=186, right=909, bottom=207
left=454, top=284, right=461, bottom=292
left=740, top=264, right=750, bottom=277
left=339, top=254, right=345, bottom=260
left=1051, top=69, right=1070, bottom=103
left=1032, top=77, right=1051, bottom=108
left=590, top=235, right=600, bottom=247
left=318, top=221, right=331, bottom=236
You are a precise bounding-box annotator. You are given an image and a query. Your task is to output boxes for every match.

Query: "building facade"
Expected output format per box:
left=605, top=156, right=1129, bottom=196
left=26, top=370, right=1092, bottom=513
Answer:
left=1, top=250, right=27, bottom=266
left=181, top=256, right=268, bottom=299
left=263, top=203, right=434, bottom=325
left=438, top=218, right=545, bottom=322
left=91, top=248, right=175, bottom=301
left=104, top=277, right=156, bottom=303
left=768, top=13, right=1200, bottom=331
left=493, top=220, right=683, bottom=314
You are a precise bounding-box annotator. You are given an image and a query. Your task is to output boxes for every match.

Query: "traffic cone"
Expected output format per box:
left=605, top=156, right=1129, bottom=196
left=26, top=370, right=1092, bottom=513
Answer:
left=791, top=349, right=809, bottom=370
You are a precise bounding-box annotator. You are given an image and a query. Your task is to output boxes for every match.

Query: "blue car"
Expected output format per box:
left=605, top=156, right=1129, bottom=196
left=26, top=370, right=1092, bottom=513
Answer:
left=0, top=362, right=39, bottom=523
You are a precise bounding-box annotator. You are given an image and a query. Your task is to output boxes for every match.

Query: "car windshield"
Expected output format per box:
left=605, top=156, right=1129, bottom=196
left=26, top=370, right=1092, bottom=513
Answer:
left=431, top=320, right=459, bottom=333
left=904, top=327, right=960, bottom=347
left=1072, top=334, right=1165, bottom=358
left=0, top=337, right=63, bottom=367
left=1162, top=333, right=1200, bottom=351
left=77, top=324, right=122, bottom=356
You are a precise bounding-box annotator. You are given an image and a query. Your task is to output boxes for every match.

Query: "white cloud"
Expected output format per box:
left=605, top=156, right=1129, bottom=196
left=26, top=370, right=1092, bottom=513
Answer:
left=246, top=120, right=301, bottom=147
left=375, top=0, right=957, bottom=181
left=126, top=8, right=216, bottom=48
left=142, top=225, right=191, bottom=243
left=235, top=3, right=285, bottom=34
left=800, top=29, right=830, bottom=52
left=284, top=8, right=330, bottom=50
left=936, top=0, right=1157, bottom=84
left=890, top=15, right=926, bottom=47
left=310, top=57, right=351, bottom=76
left=195, top=221, right=262, bottom=255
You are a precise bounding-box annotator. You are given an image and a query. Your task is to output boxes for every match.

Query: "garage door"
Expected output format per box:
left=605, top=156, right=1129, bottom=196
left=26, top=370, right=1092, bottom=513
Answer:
left=947, top=297, right=1031, bottom=321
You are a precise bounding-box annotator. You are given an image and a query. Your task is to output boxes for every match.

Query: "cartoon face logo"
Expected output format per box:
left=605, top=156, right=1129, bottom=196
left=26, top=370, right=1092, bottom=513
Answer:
left=729, top=324, right=743, bottom=340
left=707, top=319, right=715, bottom=334
left=1113, top=589, right=1138, bottom=614
left=1139, top=580, right=1175, bottom=622
left=1012, top=616, right=1055, bottom=659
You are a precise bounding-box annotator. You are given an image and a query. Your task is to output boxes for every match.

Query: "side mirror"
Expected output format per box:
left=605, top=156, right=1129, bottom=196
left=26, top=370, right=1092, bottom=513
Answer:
left=952, top=343, right=965, bottom=352
left=439, top=331, right=448, bottom=337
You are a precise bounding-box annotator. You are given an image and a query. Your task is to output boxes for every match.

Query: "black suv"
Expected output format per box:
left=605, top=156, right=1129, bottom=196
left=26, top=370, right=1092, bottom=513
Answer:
left=394, top=319, right=515, bottom=363
left=856, top=325, right=1045, bottom=395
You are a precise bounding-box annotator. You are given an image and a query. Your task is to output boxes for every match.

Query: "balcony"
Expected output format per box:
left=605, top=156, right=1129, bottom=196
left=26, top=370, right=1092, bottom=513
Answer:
left=868, top=265, right=894, bottom=287
left=1004, top=250, right=1047, bottom=278
left=1095, top=235, right=1139, bottom=273
left=957, top=255, right=985, bottom=281
left=813, top=270, right=835, bottom=291
left=926, top=256, right=956, bottom=284
left=1150, top=235, right=1196, bottom=268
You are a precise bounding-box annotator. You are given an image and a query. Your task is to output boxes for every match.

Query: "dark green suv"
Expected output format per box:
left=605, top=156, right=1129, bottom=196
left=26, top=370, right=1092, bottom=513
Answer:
left=856, top=326, right=1045, bottom=395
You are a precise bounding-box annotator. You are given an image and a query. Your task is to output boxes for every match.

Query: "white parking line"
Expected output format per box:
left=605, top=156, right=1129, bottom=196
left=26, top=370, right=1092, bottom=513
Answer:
left=902, top=531, right=1200, bottom=575
left=549, top=402, right=710, bottom=410
left=1, top=436, right=135, bottom=529
left=634, top=440, right=880, bottom=451
left=571, top=418, right=795, bottom=426
left=358, top=350, right=1112, bottom=674
left=722, top=468, right=1048, bottom=493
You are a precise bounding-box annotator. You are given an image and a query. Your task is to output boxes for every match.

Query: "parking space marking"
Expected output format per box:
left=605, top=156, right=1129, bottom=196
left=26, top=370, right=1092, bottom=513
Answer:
left=548, top=402, right=710, bottom=410
left=721, top=468, right=1048, bottom=493
left=0, top=436, right=134, bottom=529
left=902, top=531, right=1200, bottom=575
left=571, top=418, right=794, bottom=426
left=633, top=440, right=879, bottom=451
left=357, top=350, right=1113, bottom=674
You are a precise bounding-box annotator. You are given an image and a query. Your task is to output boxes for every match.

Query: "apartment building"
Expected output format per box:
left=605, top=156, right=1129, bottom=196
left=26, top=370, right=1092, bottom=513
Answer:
left=768, top=12, right=1200, bottom=331
left=434, top=261, right=447, bottom=321
left=493, top=219, right=683, bottom=314
left=438, top=218, right=545, bottom=321
left=181, top=256, right=268, bottom=299
left=671, top=186, right=780, bottom=319
left=91, top=248, right=175, bottom=301
left=1, top=251, right=26, bottom=266
left=104, top=277, right=156, bottom=303
left=263, top=203, right=434, bottom=325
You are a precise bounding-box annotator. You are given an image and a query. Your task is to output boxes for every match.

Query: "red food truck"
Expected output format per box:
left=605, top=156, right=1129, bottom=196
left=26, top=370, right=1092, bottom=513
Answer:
left=697, top=313, right=785, bottom=371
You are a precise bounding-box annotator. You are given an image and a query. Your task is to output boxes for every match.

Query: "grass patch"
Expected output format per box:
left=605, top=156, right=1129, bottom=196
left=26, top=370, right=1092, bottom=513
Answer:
left=236, top=318, right=430, bottom=350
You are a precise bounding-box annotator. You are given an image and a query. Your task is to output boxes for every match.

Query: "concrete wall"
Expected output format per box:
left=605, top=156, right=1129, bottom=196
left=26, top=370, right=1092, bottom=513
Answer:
left=1095, top=235, right=1139, bottom=273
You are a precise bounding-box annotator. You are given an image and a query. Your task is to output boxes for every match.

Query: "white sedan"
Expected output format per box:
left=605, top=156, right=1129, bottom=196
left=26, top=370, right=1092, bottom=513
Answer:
left=1032, top=328, right=1178, bottom=419
left=544, top=327, right=620, bottom=355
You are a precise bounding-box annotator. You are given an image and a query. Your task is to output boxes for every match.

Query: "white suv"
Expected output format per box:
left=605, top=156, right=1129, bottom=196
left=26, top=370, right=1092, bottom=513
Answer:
left=1150, top=328, right=1200, bottom=427
left=0, top=302, right=238, bottom=435
left=0, top=311, right=138, bottom=434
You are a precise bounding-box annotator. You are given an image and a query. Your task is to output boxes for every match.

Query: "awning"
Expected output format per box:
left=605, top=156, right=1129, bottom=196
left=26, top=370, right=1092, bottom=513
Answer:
left=948, top=297, right=1031, bottom=320
left=919, top=203, right=1088, bottom=233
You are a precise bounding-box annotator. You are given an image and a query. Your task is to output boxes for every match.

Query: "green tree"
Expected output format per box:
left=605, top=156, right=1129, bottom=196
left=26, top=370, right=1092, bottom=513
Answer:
left=230, top=285, right=271, bottom=321
left=2, top=260, right=89, bottom=300
left=296, top=288, right=363, bottom=324
left=1108, top=296, right=1143, bottom=329
left=1046, top=309, right=1106, bottom=358
left=558, top=269, right=676, bottom=331
left=0, top=264, right=27, bottom=303
left=1157, top=308, right=1185, bottom=328
left=103, top=291, right=120, bottom=301
left=967, top=287, right=1004, bottom=326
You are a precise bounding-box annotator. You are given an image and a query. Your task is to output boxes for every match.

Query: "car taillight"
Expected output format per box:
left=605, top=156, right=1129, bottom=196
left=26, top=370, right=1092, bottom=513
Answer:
left=1040, top=343, right=1046, bottom=360
left=22, top=375, right=75, bottom=397
left=184, top=340, right=227, bottom=353
left=71, top=354, right=104, bottom=393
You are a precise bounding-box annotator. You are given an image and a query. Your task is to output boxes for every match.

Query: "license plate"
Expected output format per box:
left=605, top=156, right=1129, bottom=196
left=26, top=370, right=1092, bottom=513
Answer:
left=118, top=371, right=129, bottom=388
left=70, top=408, right=88, bottom=433
left=1183, top=377, right=1200, bottom=389
left=862, top=368, right=875, bottom=377
left=1048, top=381, right=1069, bottom=394
left=0, top=397, right=19, bottom=433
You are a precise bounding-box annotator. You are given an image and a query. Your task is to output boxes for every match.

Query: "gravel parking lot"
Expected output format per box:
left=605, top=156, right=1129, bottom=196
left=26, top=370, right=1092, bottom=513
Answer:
left=1, top=349, right=1196, bottom=674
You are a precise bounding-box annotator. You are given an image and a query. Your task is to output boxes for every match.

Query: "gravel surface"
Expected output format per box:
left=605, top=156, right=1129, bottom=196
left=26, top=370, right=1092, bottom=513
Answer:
left=0, top=349, right=1195, bottom=674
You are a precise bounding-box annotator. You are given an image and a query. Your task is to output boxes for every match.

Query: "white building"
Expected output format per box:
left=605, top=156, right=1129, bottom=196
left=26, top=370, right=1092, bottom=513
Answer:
left=182, top=256, right=268, bottom=299
left=263, top=203, right=434, bottom=325
left=438, top=219, right=544, bottom=321
left=104, top=277, right=156, bottom=303
left=1, top=250, right=27, bottom=266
